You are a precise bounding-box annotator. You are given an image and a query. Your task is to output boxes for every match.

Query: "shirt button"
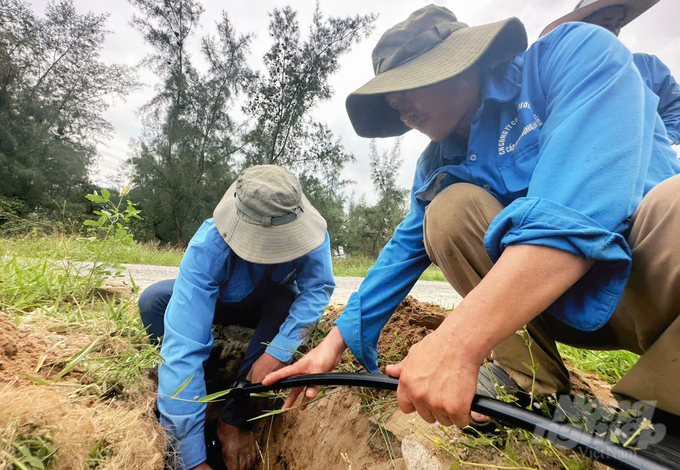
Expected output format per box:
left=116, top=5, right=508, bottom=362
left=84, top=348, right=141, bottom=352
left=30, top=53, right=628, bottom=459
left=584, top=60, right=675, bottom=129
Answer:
left=483, top=184, right=491, bottom=191
left=469, top=154, right=477, bottom=161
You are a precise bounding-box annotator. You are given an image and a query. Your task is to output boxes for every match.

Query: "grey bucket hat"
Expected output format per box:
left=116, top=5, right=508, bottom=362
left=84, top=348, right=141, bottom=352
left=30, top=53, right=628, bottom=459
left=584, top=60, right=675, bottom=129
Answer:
left=345, top=4, right=528, bottom=138
left=541, top=0, right=660, bottom=37
left=213, top=165, right=327, bottom=264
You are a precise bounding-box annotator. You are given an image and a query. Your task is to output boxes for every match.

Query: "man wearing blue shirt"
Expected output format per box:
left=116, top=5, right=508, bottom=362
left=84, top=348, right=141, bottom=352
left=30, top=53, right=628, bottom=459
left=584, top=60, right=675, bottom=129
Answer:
left=265, top=5, right=680, bottom=431
left=138, top=165, right=335, bottom=470
left=542, top=0, right=680, bottom=145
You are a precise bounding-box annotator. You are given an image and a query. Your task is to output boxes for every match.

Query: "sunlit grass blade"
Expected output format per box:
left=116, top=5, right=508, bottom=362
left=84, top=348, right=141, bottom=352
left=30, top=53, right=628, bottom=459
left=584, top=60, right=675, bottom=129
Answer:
left=197, top=388, right=233, bottom=403
left=171, top=375, right=194, bottom=398
left=52, top=338, right=99, bottom=382
left=247, top=389, right=329, bottom=422
left=21, top=374, right=53, bottom=386
left=249, top=391, right=278, bottom=398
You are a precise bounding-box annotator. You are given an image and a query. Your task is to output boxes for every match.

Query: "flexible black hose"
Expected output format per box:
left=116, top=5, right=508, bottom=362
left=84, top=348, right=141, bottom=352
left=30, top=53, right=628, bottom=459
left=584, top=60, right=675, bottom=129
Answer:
left=239, top=372, right=672, bottom=470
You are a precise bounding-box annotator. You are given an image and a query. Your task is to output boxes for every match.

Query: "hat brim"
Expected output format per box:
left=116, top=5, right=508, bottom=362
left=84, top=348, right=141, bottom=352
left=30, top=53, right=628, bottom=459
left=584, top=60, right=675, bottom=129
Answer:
left=213, top=181, right=327, bottom=264
left=345, top=17, right=527, bottom=138
left=540, top=0, right=659, bottom=37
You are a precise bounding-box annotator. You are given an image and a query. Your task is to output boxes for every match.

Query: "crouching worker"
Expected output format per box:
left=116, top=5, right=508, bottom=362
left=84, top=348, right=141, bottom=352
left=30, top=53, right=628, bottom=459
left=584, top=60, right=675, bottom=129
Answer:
left=264, top=5, right=680, bottom=436
left=138, top=165, right=335, bottom=470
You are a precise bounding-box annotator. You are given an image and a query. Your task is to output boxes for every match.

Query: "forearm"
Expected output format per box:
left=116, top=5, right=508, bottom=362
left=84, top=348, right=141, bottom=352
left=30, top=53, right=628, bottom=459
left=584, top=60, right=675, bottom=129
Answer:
left=439, top=244, right=594, bottom=363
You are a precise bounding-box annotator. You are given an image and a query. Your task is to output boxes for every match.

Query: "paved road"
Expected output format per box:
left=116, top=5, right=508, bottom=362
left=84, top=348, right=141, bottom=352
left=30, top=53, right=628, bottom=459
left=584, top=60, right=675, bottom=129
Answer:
left=121, top=263, right=463, bottom=309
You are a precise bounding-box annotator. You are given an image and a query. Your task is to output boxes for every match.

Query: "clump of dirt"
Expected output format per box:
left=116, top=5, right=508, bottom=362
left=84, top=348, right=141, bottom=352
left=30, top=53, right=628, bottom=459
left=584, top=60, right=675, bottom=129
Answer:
left=377, top=296, right=448, bottom=363
left=0, top=313, right=58, bottom=383
left=317, top=296, right=448, bottom=371
left=567, top=365, right=616, bottom=407
left=260, top=391, right=412, bottom=470
left=205, top=324, right=255, bottom=385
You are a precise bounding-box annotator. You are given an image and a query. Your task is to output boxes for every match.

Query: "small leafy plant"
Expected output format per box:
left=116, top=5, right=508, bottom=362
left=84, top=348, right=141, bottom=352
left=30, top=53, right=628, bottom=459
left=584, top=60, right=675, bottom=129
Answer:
left=80, top=186, right=142, bottom=287
left=83, top=186, right=141, bottom=246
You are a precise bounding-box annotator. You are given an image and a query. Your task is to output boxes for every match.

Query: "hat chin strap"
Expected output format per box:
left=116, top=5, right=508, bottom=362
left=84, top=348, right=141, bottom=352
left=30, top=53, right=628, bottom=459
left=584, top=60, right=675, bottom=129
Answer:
left=235, top=195, right=301, bottom=227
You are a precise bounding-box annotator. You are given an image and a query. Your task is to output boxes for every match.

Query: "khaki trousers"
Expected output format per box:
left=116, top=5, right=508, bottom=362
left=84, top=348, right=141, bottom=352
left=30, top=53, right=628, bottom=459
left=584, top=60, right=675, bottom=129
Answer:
left=422, top=175, right=680, bottom=415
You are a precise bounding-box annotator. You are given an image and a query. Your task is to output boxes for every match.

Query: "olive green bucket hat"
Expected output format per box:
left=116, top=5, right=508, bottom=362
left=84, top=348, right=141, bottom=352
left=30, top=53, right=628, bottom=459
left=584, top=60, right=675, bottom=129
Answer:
left=345, top=4, right=527, bottom=138
left=213, top=165, right=327, bottom=264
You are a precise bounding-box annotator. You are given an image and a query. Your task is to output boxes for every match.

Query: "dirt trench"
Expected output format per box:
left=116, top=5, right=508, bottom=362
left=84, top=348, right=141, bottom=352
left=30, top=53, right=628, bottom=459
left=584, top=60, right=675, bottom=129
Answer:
left=254, top=296, right=452, bottom=470
left=250, top=296, right=613, bottom=470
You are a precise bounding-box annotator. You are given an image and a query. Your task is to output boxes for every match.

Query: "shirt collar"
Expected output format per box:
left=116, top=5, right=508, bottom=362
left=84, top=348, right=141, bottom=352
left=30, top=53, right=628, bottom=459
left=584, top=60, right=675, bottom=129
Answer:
left=480, top=54, right=523, bottom=104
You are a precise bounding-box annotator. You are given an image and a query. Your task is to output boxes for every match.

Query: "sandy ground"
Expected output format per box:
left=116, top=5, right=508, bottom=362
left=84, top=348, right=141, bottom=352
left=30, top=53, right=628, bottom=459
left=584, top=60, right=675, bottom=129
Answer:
left=119, top=263, right=463, bottom=308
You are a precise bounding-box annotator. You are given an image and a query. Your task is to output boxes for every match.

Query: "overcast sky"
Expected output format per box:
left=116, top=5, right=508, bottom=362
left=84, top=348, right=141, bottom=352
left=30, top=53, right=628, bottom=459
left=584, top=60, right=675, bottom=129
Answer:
left=27, top=0, right=680, bottom=202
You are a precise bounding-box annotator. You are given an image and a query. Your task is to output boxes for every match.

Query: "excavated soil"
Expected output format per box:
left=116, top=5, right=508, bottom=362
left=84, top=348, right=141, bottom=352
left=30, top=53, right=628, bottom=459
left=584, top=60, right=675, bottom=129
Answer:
left=0, top=313, right=58, bottom=383
left=316, top=296, right=449, bottom=372
left=377, top=296, right=448, bottom=363
left=0, top=301, right=167, bottom=469
left=259, top=297, right=612, bottom=470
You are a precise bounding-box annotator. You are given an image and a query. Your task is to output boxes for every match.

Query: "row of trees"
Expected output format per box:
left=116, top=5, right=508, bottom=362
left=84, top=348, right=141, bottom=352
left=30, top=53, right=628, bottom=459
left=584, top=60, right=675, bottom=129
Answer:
left=0, top=0, right=136, bottom=221
left=0, top=0, right=410, bottom=257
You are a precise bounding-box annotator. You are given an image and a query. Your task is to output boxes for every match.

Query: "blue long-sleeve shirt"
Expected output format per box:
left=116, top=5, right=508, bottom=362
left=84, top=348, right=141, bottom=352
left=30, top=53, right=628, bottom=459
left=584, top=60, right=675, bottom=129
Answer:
left=335, top=23, right=680, bottom=373
left=157, top=219, right=335, bottom=469
left=633, top=52, right=680, bottom=145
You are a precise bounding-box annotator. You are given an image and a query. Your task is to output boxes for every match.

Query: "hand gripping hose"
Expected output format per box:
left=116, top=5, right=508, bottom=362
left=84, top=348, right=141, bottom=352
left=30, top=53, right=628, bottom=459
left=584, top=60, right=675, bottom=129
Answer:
left=235, top=372, right=674, bottom=470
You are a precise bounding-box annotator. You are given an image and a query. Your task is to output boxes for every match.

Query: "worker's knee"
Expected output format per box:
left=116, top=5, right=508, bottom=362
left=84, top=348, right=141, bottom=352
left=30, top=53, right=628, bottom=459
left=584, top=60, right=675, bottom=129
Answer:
left=138, top=279, right=174, bottom=319
left=635, top=174, right=680, bottom=217
left=423, top=183, right=503, bottom=256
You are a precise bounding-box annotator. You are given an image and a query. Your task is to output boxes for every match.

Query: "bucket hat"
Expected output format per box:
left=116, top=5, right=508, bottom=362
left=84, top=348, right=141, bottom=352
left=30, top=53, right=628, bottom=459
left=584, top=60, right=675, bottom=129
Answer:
left=213, top=165, right=327, bottom=264
left=540, top=0, right=659, bottom=37
left=345, top=4, right=527, bottom=138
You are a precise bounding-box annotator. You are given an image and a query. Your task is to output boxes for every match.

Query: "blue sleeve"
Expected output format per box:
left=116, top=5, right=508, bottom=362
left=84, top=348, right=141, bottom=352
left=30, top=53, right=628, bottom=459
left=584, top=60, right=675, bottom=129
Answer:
left=157, top=221, right=229, bottom=470
left=265, top=233, right=335, bottom=362
left=485, top=24, right=657, bottom=331
left=335, top=165, right=432, bottom=372
left=633, top=53, right=680, bottom=145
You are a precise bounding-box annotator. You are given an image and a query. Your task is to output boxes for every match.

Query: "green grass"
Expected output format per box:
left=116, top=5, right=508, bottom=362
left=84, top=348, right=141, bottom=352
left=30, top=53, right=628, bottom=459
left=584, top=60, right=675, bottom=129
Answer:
left=0, top=256, right=162, bottom=396
left=1, top=235, right=448, bottom=281
left=331, top=255, right=447, bottom=281
left=0, top=245, right=162, bottom=468
left=557, top=343, right=639, bottom=384
left=0, top=234, right=184, bottom=266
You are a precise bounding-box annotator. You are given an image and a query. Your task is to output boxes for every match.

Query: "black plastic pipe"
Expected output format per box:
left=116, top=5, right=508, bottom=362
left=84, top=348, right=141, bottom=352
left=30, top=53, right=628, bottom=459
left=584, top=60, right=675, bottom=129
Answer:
left=238, top=372, right=673, bottom=470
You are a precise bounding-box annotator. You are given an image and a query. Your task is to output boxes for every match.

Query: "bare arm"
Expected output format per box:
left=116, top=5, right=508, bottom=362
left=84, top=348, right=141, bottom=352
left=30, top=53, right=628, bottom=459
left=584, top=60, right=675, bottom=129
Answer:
left=265, top=243, right=594, bottom=423
left=439, top=243, right=594, bottom=365
left=386, top=243, right=594, bottom=426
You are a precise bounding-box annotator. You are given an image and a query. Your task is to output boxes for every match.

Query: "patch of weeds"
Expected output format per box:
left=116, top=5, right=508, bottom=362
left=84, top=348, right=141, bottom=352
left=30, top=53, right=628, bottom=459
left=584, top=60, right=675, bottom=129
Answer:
left=355, top=388, right=399, bottom=468
left=21, top=292, right=162, bottom=397
left=0, top=257, right=96, bottom=315
left=85, top=436, right=113, bottom=470
left=0, top=423, right=58, bottom=470
left=378, top=331, right=410, bottom=367
left=419, top=418, right=598, bottom=470
left=556, top=344, right=639, bottom=384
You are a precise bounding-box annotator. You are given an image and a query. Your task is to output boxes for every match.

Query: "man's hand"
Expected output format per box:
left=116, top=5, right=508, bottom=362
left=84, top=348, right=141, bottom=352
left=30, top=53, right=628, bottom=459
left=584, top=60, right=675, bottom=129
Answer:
left=386, top=244, right=595, bottom=428
left=246, top=353, right=285, bottom=384
left=189, top=463, right=213, bottom=470
left=386, top=321, right=481, bottom=428
left=263, top=326, right=347, bottom=409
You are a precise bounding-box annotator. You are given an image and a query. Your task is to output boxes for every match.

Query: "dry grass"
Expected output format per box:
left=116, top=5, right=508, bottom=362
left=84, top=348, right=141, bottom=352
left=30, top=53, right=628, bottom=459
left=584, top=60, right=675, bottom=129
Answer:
left=0, top=385, right=167, bottom=470
left=0, top=255, right=167, bottom=469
